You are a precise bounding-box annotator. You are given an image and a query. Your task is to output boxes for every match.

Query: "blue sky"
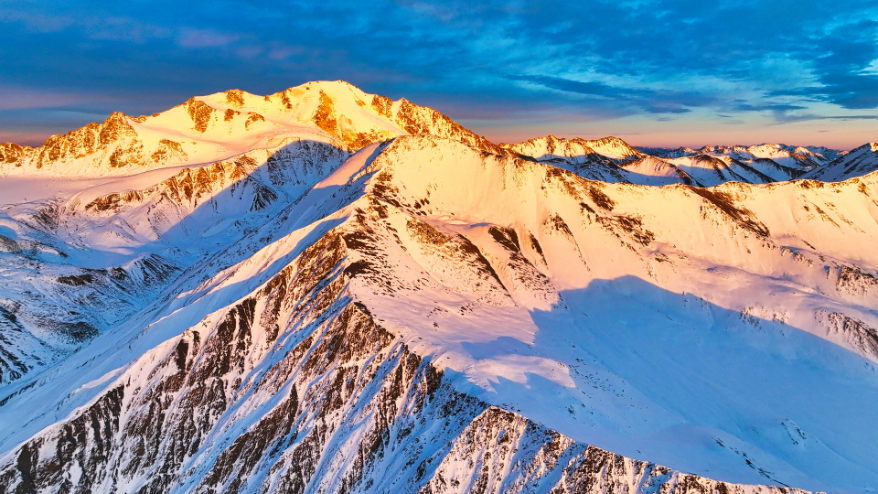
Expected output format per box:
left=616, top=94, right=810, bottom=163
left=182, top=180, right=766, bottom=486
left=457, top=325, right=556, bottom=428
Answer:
left=2, top=0, right=877, bottom=148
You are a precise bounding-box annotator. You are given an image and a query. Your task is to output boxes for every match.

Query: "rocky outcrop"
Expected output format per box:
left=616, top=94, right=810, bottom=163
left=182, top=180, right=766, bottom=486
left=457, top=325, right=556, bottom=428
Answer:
left=16, top=112, right=145, bottom=171
left=391, top=98, right=501, bottom=154
left=0, top=143, right=31, bottom=166
left=817, top=311, right=878, bottom=361
left=308, top=87, right=501, bottom=153
left=184, top=98, right=218, bottom=133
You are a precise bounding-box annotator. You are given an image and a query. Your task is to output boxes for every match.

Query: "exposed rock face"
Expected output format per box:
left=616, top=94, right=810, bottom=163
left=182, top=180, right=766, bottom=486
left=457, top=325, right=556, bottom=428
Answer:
left=149, top=138, right=188, bottom=165
left=391, top=98, right=500, bottom=154
left=0, top=143, right=31, bottom=166
left=2, top=112, right=146, bottom=172
left=184, top=98, right=217, bottom=133
left=307, top=87, right=500, bottom=152
left=817, top=311, right=878, bottom=361
left=225, top=89, right=246, bottom=107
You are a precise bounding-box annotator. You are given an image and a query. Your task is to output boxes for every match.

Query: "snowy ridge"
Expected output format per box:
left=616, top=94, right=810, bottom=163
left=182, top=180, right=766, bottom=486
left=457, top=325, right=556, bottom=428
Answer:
left=511, top=139, right=868, bottom=186
left=501, top=135, right=645, bottom=165
left=0, top=83, right=878, bottom=493
left=801, top=143, right=878, bottom=182
left=0, top=81, right=496, bottom=178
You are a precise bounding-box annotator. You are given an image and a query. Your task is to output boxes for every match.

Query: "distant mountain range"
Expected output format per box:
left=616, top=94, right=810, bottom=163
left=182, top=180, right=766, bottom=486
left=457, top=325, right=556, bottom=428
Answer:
left=2, top=85, right=875, bottom=187
left=0, top=81, right=877, bottom=494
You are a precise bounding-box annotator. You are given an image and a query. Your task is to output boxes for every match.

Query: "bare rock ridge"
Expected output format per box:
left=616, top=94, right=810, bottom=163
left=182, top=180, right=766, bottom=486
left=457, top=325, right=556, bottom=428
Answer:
left=0, top=82, right=878, bottom=493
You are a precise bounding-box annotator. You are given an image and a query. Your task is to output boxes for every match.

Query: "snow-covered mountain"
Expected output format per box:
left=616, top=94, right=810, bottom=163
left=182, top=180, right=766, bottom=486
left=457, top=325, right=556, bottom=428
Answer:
left=502, top=135, right=645, bottom=165
left=1, top=83, right=878, bottom=494
left=800, top=143, right=878, bottom=182
left=0, top=81, right=497, bottom=178
left=515, top=140, right=856, bottom=187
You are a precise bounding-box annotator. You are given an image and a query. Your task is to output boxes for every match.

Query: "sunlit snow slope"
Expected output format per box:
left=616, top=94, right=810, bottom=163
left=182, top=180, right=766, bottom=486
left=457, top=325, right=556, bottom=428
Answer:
left=0, top=83, right=877, bottom=494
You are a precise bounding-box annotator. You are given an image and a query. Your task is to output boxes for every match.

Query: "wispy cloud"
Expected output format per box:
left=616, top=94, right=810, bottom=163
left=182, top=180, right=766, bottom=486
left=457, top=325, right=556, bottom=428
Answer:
left=177, top=28, right=240, bottom=48
left=509, top=74, right=713, bottom=115
left=0, top=84, right=113, bottom=110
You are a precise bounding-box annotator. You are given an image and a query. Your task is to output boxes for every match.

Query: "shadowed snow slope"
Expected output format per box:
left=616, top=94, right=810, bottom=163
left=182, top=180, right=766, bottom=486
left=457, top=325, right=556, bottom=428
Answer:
left=1, top=84, right=878, bottom=494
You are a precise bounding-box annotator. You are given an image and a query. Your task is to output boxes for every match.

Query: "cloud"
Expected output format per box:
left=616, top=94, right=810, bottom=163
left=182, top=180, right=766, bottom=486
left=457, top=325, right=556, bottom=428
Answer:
left=509, top=75, right=621, bottom=97
left=177, top=28, right=240, bottom=48
left=768, top=18, right=878, bottom=109
left=731, top=102, right=807, bottom=113
left=820, top=115, right=878, bottom=120
left=0, top=84, right=114, bottom=110
left=1, top=0, right=878, bottom=147
left=509, top=74, right=712, bottom=115
left=0, top=7, right=75, bottom=33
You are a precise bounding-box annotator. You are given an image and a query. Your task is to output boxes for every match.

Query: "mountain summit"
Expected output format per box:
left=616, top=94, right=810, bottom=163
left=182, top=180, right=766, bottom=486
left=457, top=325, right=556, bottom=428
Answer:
left=0, top=82, right=877, bottom=494
left=0, top=81, right=498, bottom=177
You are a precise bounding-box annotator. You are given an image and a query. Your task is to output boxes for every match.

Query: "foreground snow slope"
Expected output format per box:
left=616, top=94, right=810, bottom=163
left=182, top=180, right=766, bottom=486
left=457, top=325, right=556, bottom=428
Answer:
left=0, top=132, right=877, bottom=493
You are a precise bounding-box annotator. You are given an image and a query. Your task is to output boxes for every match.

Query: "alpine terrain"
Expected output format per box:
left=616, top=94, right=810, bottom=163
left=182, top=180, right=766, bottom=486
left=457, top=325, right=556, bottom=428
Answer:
left=0, top=81, right=877, bottom=494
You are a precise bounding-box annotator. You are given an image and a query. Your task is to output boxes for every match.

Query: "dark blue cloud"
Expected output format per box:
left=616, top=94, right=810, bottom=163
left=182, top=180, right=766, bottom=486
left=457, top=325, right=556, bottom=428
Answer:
left=767, top=19, right=878, bottom=109
left=509, top=74, right=711, bottom=114
left=1, top=0, right=877, bottom=146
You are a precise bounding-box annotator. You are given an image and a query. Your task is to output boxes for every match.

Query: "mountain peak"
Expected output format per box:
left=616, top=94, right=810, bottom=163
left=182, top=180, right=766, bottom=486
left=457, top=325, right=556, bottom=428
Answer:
left=0, top=81, right=498, bottom=177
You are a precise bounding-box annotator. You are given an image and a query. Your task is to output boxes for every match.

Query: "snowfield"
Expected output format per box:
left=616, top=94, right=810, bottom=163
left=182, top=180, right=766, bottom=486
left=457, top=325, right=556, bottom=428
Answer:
left=0, top=82, right=877, bottom=494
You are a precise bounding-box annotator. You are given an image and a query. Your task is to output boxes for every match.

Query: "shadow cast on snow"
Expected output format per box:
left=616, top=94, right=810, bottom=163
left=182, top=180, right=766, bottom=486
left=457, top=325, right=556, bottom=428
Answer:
left=457, top=276, right=878, bottom=492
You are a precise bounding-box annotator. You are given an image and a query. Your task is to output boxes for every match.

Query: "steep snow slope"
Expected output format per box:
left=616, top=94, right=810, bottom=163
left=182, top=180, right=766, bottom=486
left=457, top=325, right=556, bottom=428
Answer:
left=0, top=139, right=349, bottom=387
left=1, top=134, right=878, bottom=493
left=0, top=81, right=497, bottom=178
left=801, top=143, right=878, bottom=182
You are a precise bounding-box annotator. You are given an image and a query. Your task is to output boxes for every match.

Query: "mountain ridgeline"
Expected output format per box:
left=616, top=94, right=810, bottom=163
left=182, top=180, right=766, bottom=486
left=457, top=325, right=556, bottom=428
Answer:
left=0, top=81, right=877, bottom=494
